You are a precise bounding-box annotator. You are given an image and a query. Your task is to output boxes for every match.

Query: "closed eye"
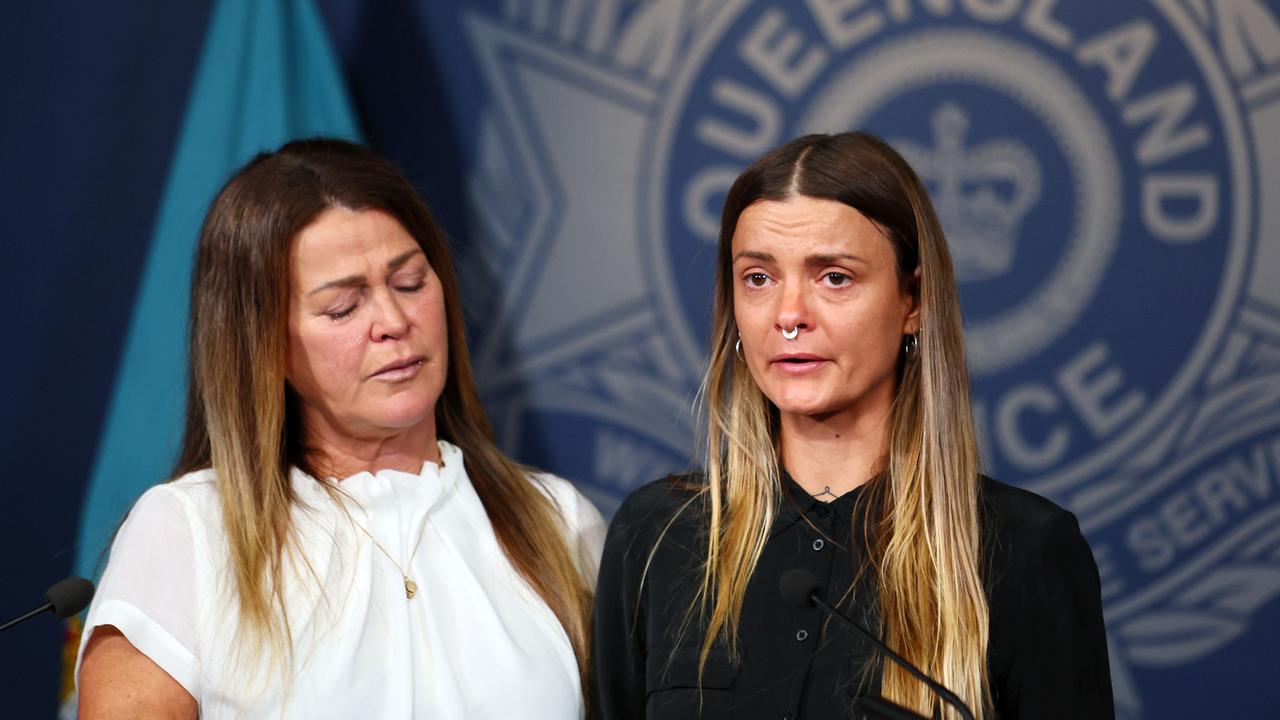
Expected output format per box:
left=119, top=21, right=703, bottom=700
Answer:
left=326, top=304, right=357, bottom=320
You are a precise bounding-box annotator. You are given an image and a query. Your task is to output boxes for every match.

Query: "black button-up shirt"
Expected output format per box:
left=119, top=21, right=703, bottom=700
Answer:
left=589, top=473, right=1114, bottom=719
left=732, top=475, right=879, bottom=718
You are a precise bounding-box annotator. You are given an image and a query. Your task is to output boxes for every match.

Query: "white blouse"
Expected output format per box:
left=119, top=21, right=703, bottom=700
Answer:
left=75, top=441, right=607, bottom=719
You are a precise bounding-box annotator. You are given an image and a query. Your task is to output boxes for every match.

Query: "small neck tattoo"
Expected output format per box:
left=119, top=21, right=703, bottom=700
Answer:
left=813, top=485, right=839, bottom=501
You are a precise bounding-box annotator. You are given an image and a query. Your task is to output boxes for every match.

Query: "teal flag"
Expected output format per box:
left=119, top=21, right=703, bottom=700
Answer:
left=72, top=0, right=360, bottom=581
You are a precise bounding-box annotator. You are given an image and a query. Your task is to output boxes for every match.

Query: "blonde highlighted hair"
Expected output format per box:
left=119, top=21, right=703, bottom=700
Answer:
left=174, top=139, right=593, bottom=691
left=696, top=132, right=990, bottom=718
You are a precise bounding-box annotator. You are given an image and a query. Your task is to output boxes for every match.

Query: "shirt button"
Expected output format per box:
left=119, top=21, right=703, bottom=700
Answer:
left=812, top=538, right=825, bottom=551
left=783, top=715, right=794, bottom=720
left=795, top=629, right=809, bottom=642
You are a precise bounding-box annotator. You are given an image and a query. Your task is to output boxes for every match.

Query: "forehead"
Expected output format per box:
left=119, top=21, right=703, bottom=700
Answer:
left=731, top=196, right=891, bottom=261
left=291, top=207, right=422, bottom=277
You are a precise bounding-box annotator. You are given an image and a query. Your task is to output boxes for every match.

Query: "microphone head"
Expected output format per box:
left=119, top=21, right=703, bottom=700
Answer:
left=45, top=577, right=95, bottom=619
left=779, top=568, right=821, bottom=608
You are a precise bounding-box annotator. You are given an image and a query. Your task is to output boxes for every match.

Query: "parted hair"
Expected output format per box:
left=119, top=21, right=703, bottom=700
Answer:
left=173, top=138, right=593, bottom=690
left=696, top=132, right=990, bottom=718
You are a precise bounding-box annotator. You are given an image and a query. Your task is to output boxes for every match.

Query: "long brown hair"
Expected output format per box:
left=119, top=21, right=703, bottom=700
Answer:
left=175, top=138, right=592, bottom=687
left=697, top=132, right=989, bottom=718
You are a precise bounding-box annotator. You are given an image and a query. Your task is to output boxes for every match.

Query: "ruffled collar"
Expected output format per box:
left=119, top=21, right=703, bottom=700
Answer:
left=292, top=440, right=463, bottom=513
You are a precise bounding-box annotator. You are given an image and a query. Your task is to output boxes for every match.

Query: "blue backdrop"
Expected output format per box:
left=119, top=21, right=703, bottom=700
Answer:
left=2, top=1, right=1277, bottom=717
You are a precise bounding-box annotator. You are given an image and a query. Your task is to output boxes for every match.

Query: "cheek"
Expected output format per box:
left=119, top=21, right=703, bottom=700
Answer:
left=732, top=304, right=761, bottom=364
left=733, top=296, right=765, bottom=335
left=835, top=304, right=904, bottom=366
left=290, top=323, right=368, bottom=397
left=413, top=288, right=449, bottom=346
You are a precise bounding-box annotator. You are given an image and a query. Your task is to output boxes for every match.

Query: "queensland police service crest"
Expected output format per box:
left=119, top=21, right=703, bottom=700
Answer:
left=461, top=1, right=1280, bottom=715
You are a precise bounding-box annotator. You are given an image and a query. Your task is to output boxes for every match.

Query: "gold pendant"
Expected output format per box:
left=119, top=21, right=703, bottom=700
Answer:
left=404, top=578, right=418, bottom=599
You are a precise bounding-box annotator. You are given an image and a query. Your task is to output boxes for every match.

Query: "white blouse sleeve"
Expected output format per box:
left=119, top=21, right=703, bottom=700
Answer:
left=75, top=484, right=202, bottom=698
left=534, top=474, right=608, bottom=588
left=568, top=485, right=607, bottom=587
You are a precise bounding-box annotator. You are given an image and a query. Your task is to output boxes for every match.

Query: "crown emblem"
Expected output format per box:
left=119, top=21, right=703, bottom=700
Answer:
left=893, top=103, right=1041, bottom=282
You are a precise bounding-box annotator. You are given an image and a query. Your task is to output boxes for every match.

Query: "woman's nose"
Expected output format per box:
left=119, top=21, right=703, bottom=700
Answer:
left=370, top=288, right=410, bottom=341
left=774, top=284, right=810, bottom=336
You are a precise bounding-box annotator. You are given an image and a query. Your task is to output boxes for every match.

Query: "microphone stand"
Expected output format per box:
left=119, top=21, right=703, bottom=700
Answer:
left=0, top=602, right=57, bottom=633
left=807, top=591, right=975, bottom=720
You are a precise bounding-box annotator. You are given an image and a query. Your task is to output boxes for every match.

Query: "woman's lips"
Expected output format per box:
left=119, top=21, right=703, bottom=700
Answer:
left=770, top=354, right=829, bottom=375
left=370, top=355, right=425, bottom=381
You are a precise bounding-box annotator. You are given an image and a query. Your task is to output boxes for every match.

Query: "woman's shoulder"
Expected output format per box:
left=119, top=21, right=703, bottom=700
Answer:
left=608, top=474, right=707, bottom=542
left=979, top=475, right=1095, bottom=574
left=980, top=476, right=1080, bottom=534
left=124, top=470, right=220, bottom=526
left=978, top=480, right=1113, bottom=715
left=617, top=472, right=702, bottom=512
left=526, top=470, right=583, bottom=504
left=525, top=471, right=609, bottom=581
left=980, top=475, right=1074, bottom=529
left=164, top=468, right=220, bottom=497
left=595, top=475, right=708, bottom=594
left=527, top=471, right=605, bottom=532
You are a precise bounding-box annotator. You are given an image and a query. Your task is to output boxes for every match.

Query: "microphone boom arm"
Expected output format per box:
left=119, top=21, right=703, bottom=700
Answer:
left=807, top=592, right=975, bottom=720
left=0, top=603, right=56, bottom=633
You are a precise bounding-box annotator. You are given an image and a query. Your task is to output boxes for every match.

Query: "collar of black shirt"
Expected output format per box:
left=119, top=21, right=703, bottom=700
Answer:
left=773, top=468, right=867, bottom=541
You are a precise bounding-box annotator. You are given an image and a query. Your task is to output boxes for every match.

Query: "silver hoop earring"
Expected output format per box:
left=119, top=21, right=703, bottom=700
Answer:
left=734, top=336, right=742, bottom=358
left=904, top=333, right=919, bottom=356
left=781, top=326, right=799, bottom=340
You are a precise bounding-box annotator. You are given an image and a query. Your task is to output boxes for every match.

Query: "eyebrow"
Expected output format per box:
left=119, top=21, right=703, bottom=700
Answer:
left=809, top=253, right=866, bottom=265
left=732, top=250, right=867, bottom=265
left=307, top=248, right=425, bottom=296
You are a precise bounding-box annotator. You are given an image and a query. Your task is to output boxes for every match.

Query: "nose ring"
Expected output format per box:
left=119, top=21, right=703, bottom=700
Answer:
left=781, top=326, right=799, bottom=340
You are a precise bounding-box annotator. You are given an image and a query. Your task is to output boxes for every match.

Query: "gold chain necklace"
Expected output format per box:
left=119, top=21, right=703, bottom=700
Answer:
left=350, top=514, right=430, bottom=599
left=336, top=453, right=444, bottom=600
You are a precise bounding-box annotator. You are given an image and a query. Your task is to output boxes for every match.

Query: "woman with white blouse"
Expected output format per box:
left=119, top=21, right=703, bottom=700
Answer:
left=76, top=139, right=606, bottom=719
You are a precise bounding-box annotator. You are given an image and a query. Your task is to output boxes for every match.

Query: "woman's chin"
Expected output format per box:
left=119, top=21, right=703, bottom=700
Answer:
left=359, top=398, right=437, bottom=434
left=768, top=394, right=843, bottom=420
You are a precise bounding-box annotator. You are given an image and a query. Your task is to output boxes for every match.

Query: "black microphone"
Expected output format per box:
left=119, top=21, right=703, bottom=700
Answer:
left=779, top=568, right=975, bottom=720
left=1, top=576, right=95, bottom=633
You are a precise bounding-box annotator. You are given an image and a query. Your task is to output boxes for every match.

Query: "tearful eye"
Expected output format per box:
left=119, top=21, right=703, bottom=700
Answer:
left=326, top=305, right=356, bottom=320
left=745, top=273, right=770, bottom=288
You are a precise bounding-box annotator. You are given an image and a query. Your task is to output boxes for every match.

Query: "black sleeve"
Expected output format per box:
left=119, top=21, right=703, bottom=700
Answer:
left=588, top=496, right=650, bottom=720
left=996, top=511, right=1114, bottom=719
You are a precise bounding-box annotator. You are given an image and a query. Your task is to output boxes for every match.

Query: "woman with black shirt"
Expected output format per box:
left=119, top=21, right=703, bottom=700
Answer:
left=589, top=133, right=1114, bottom=719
